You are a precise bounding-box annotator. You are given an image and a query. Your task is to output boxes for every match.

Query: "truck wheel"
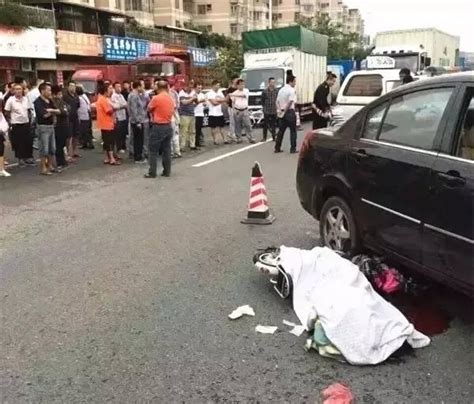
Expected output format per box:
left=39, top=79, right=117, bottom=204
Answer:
left=319, top=196, right=359, bottom=254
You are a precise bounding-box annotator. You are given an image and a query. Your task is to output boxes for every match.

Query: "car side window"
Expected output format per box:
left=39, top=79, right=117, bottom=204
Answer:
left=378, top=88, right=454, bottom=150
left=456, top=93, right=474, bottom=161
left=362, top=103, right=388, bottom=140
left=343, top=75, right=383, bottom=97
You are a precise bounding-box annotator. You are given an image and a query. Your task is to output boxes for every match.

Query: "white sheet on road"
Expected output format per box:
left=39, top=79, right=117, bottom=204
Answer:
left=278, top=246, right=430, bottom=365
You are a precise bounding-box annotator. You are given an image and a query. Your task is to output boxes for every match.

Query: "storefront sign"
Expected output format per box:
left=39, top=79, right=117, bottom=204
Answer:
left=56, top=71, right=64, bottom=86
left=188, top=47, right=217, bottom=67
left=36, top=60, right=77, bottom=71
left=103, top=35, right=149, bottom=61
left=57, top=30, right=101, bottom=56
left=149, top=42, right=165, bottom=55
left=163, top=45, right=187, bottom=56
left=0, top=25, right=56, bottom=59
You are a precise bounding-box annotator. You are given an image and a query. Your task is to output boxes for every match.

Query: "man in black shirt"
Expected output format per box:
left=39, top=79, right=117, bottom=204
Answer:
left=52, top=85, right=70, bottom=169
left=34, top=82, right=60, bottom=175
left=261, top=77, right=278, bottom=141
left=122, top=80, right=131, bottom=101
left=63, top=80, right=80, bottom=159
left=312, top=72, right=336, bottom=130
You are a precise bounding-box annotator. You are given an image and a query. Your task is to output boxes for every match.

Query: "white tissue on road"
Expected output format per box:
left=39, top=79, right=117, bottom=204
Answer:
left=255, top=325, right=278, bottom=334
left=289, top=325, right=306, bottom=337
left=228, top=305, right=255, bottom=320
left=283, top=320, right=305, bottom=337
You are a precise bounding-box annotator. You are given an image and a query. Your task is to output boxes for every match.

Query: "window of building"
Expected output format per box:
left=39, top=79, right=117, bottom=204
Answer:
left=206, top=4, right=212, bottom=12
left=295, top=12, right=300, bottom=20
left=197, top=4, right=206, bottom=14
left=295, top=0, right=300, bottom=4
left=231, top=24, right=238, bottom=35
left=175, top=20, right=181, bottom=27
left=379, top=88, right=454, bottom=150
left=343, top=75, right=383, bottom=97
left=175, top=0, right=180, bottom=8
left=231, top=4, right=238, bottom=15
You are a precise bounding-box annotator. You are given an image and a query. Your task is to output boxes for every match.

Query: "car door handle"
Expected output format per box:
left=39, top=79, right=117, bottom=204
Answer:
left=351, top=148, right=369, bottom=159
left=437, top=171, right=466, bottom=187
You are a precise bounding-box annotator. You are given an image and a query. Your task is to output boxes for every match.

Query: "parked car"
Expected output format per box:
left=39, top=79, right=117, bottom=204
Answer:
left=334, top=69, right=403, bottom=123
left=297, top=72, right=474, bottom=295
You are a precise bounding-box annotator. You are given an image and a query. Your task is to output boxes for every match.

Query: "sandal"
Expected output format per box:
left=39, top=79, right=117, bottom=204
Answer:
left=40, top=171, right=52, bottom=176
left=109, top=160, right=122, bottom=166
left=103, top=160, right=110, bottom=164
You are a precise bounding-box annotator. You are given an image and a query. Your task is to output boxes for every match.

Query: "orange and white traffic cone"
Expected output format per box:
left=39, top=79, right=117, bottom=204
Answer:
left=241, top=162, right=275, bottom=225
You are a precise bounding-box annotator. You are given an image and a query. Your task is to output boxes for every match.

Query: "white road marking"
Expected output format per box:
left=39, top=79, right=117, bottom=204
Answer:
left=192, top=139, right=272, bottom=168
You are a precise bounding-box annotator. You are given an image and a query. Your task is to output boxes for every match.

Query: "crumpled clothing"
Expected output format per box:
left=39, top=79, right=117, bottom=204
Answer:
left=306, top=319, right=344, bottom=361
left=322, top=383, right=354, bottom=404
left=352, top=255, right=403, bottom=294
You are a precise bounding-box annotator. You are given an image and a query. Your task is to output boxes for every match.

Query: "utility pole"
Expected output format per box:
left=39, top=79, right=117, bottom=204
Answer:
left=268, top=0, right=272, bottom=29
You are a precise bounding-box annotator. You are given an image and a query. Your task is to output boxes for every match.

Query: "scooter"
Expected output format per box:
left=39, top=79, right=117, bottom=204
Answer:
left=253, top=247, right=293, bottom=300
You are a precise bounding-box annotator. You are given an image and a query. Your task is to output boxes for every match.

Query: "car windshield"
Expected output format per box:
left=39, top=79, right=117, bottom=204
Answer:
left=137, top=62, right=176, bottom=77
left=76, top=80, right=96, bottom=95
left=391, top=55, right=419, bottom=72
left=241, top=69, right=285, bottom=90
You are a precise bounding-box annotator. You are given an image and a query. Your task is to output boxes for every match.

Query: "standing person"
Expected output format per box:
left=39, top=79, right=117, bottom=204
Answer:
left=77, top=86, right=93, bottom=149
left=62, top=81, right=81, bottom=159
left=146, top=80, right=174, bottom=178
left=122, top=80, right=131, bottom=101
left=399, top=68, right=414, bottom=84
left=3, top=83, right=34, bottom=167
left=226, top=75, right=239, bottom=138
left=169, top=82, right=181, bottom=158
left=27, top=78, right=43, bottom=152
left=111, top=82, right=128, bottom=153
left=312, top=73, right=336, bottom=130
left=51, top=85, right=70, bottom=170
left=194, top=83, right=207, bottom=148
left=0, top=101, right=11, bottom=177
left=179, top=81, right=197, bottom=151
left=127, top=80, right=147, bottom=164
left=230, top=79, right=255, bottom=144
left=207, top=80, right=230, bottom=145
left=96, top=83, right=120, bottom=166
left=261, top=77, right=278, bottom=141
left=275, top=75, right=298, bottom=154
left=34, top=82, right=60, bottom=175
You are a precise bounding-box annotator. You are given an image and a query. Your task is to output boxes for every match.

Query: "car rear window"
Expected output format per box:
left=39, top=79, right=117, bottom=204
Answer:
left=343, top=75, right=383, bottom=97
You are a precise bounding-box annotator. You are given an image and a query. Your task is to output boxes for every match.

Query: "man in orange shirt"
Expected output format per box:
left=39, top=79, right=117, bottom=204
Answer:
left=145, top=80, right=174, bottom=178
left=96, top=83, right=121, bottom=165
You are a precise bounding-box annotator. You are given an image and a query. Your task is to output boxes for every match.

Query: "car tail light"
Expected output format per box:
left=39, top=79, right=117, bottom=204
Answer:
left=298, top=130, right=318, bottom=165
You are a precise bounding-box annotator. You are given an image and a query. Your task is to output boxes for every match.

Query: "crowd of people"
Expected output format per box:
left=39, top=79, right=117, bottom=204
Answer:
left=0, top=77, right=93, bottom=177
left=0, top=70, right=342, bottom=179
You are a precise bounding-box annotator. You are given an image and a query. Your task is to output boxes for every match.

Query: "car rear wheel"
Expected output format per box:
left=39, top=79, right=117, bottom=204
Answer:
left=320, top=196, right=359, bottom=254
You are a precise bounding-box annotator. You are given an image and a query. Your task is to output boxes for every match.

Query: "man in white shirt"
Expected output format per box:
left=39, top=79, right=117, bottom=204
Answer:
left=111, top=82, right=128, bottom=153
left=275, top=75, right=298, bottom=154
left=194, top=83, right=207, bottom=147
left=207, top=80, right=232, bottom=145
left=4, top=83, right=34, bottom=166
left=230, top=79, right=255, bottom=144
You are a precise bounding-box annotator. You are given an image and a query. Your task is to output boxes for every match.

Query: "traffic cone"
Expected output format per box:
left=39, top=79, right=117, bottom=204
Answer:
left=241, top=162, right=275, bottom=225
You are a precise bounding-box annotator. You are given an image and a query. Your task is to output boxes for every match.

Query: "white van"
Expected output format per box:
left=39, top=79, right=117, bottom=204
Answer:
left=334, top=69, right=402, bottom=123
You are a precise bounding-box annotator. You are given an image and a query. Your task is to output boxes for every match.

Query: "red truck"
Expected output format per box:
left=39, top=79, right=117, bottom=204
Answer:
left=72, top=65, right=136, bottom=97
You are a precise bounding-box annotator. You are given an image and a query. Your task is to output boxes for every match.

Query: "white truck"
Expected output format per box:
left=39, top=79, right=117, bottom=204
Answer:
left=241, top=26, right=328, bottom=125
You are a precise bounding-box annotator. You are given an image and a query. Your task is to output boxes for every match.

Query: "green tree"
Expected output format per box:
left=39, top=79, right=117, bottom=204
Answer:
left=215, top=40, right=244, bottom=84
left=297, top=14, right=366, bottom=60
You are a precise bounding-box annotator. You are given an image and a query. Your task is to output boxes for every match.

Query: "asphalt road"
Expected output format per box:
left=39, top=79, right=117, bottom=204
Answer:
left=1, top=124, right=473, bottom=403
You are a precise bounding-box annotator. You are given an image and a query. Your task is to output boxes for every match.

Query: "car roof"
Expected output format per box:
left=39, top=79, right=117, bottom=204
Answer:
left=346, top=69, right=402, bottom=80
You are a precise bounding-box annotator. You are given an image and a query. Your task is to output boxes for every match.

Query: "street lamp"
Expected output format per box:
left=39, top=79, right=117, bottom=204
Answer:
left=269, top=0, right=272, bottom=29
